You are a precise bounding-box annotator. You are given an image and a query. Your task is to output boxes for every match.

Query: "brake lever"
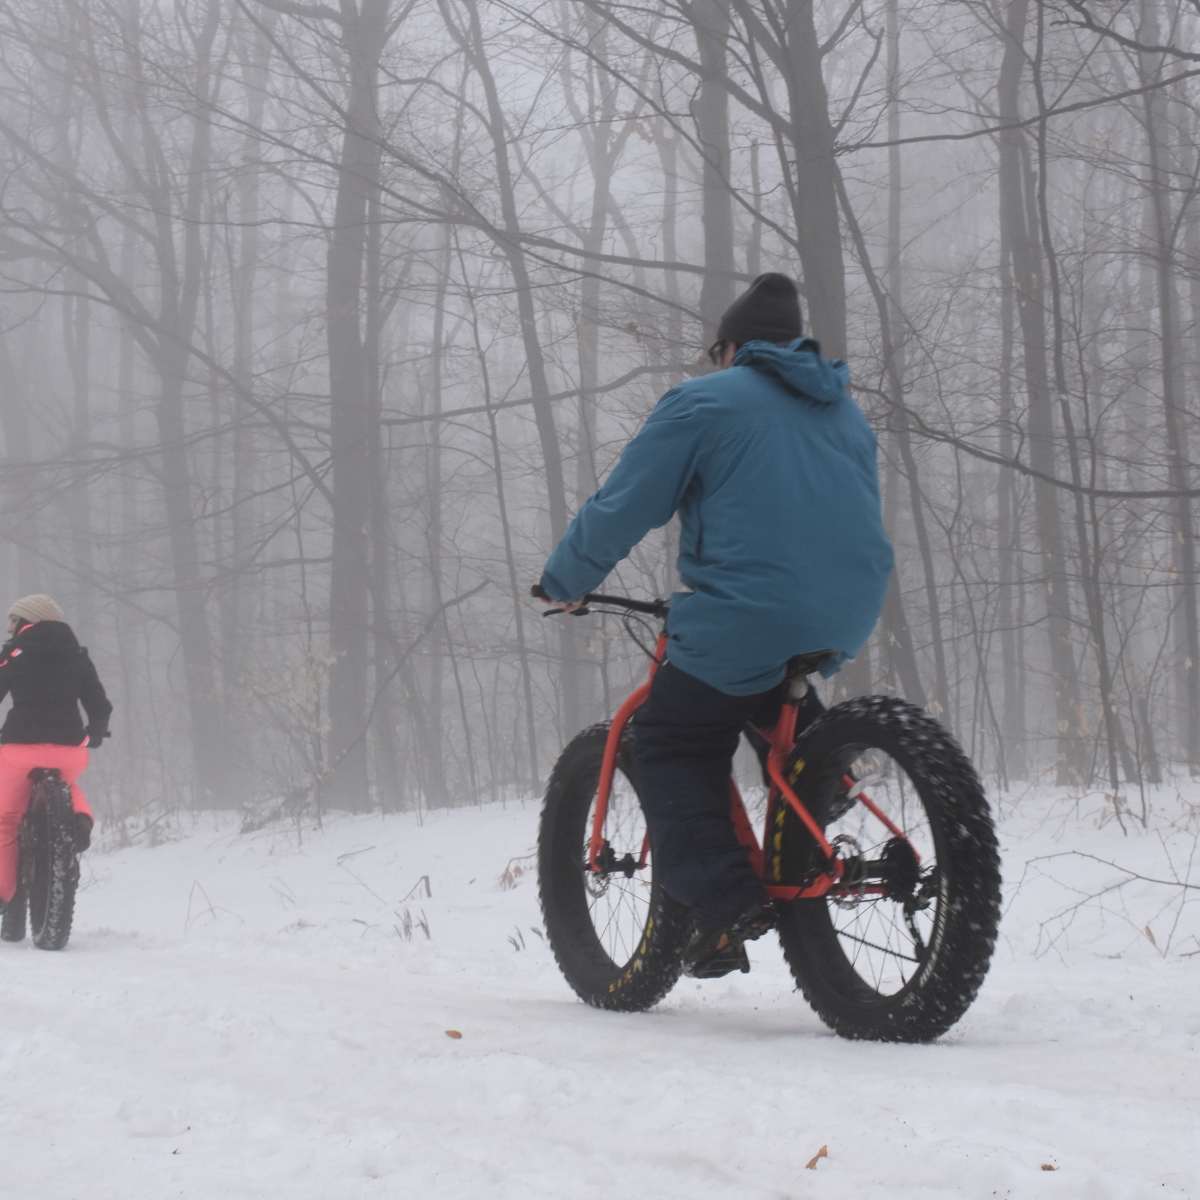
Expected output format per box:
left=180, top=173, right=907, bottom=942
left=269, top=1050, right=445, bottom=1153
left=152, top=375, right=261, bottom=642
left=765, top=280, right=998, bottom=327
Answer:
left=530, top=582, right=590, bottom=616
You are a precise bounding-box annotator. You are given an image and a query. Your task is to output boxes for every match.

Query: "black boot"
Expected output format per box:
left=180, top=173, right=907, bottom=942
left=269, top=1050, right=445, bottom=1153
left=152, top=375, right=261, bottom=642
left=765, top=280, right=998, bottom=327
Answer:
left=73, top=813, right=93, bottom=853
left=683, top=900, right=776, bottom=979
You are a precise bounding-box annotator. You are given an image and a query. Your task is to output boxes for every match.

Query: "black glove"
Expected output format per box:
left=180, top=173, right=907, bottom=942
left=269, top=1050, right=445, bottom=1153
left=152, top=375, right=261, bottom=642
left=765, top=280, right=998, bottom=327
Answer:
left=86, top=726, right=109, bottom=750
left=73, top=812, right=93, bottom=853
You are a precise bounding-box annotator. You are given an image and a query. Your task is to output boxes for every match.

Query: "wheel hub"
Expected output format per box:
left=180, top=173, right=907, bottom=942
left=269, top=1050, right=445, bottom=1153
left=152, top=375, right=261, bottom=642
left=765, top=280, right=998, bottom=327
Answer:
left=829, top=834, right=868, bottom=908
left=879, top=836, right=922, bottom=906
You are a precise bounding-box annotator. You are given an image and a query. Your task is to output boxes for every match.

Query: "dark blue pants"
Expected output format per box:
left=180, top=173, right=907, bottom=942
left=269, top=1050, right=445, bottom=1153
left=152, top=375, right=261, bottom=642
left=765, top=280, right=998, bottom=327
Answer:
left=630, top=661, right=777, bottom=933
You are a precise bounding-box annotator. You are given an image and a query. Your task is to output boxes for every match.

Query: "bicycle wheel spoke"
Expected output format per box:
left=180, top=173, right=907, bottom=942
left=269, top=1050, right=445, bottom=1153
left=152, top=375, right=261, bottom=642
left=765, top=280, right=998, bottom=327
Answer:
left=833, top=926, right=921, bottom=964
left=584, top=768, right=653, bottom=966
left=824, top=744, right=939, bottom=996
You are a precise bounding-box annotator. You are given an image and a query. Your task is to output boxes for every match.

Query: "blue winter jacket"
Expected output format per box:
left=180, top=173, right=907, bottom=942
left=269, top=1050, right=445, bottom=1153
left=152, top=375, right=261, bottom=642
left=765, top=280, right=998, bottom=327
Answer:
left=541, top=339, right=894, bottom=695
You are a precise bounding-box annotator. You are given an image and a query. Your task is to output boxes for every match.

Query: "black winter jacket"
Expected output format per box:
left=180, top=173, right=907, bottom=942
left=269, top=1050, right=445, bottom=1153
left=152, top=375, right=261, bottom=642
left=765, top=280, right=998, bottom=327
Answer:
left=0, top=620, right=112, bottom=746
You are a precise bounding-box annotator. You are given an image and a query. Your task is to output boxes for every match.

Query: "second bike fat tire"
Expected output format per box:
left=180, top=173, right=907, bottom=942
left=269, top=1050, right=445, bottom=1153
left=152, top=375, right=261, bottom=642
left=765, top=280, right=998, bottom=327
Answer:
left=539, top=722, right=692, bottom=1012
left=776, top=696, right=1001, bottom=1042
left=25, top=777, right=80, bottom=951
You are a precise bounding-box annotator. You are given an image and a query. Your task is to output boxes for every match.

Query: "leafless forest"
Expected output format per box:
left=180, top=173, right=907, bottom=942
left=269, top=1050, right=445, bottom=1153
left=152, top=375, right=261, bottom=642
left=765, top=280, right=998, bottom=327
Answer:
left=0, top=0, right=1197, bottom=820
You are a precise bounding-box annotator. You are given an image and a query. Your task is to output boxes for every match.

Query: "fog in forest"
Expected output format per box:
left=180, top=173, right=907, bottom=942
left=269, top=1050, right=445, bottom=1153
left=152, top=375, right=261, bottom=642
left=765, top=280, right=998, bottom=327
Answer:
left=0, top=0, right=1196, bottom=825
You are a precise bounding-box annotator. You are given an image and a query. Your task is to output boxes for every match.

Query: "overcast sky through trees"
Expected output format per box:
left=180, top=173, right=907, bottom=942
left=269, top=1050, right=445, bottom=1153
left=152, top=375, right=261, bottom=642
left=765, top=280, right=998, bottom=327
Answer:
left=1, top=0, right=1198, bottom=824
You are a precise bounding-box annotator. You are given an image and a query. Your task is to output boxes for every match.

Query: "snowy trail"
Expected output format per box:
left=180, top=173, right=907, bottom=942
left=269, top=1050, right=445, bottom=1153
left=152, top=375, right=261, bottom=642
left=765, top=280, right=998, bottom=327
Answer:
left=2, top=799, right=1198, bottom=1199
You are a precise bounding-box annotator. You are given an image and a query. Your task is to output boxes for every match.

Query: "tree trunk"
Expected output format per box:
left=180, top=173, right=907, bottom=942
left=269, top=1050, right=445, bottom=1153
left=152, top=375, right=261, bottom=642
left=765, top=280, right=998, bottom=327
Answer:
left=1028, top=0, right=1137, bottom=791
left=477, top=323, right=542, bottom=792
left=996, top=0, right=1087, bottom=783
left=365, top=189, right=406, bottom=811
left=451, top=0, right=576, bottom=732
left=421, top=233, right=452, bottom=807
left=324, top=0, right=391, bottom=811
left=879, top=0, right=927, bottom=713
left=1139, top=0, right=1199, bottom=772
left=146, top=0, right=229, bottom=806
left=690, top=0, right=736, bottom=340
left=656, top=124, right=685, bottom=380
left=0, top=330, right=39, bottom=597
left=115, top=211, right=141, bottom=800
left=996, top=239, right=1027, bottom=777
left=221, top=8, right=277, bottom=800
left=778, top=0, right=848, bottom=357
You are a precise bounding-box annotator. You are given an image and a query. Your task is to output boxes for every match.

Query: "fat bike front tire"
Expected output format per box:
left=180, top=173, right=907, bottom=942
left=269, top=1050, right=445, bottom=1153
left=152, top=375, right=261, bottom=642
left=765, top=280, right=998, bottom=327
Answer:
left=539, top=722, right=691, bottom=1011
left=25, top=774, right=80, bottom=951
left=775, top=696, right=1001, bottom=1042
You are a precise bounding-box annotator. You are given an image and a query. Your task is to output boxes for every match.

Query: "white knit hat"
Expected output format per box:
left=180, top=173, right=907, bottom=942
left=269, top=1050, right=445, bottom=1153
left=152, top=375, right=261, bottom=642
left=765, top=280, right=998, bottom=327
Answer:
left=8, top=594, right=64, bottom=624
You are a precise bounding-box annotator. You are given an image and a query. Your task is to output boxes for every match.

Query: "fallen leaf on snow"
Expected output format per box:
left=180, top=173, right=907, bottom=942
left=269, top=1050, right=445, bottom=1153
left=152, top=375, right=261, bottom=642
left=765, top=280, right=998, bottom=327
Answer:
left=1041, top=1164, right=1057, bottom=1172
left=1144, top=925, right=1157, bottom=948
left=445, top=1029, right=463, bottom=1039
left=805, top=1145, right=828, bottom=1170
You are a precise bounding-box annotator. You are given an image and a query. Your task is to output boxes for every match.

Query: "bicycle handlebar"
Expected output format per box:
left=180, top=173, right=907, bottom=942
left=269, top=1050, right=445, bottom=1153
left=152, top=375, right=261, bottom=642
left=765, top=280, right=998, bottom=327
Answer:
left=530, top=583, right=669, bottom=619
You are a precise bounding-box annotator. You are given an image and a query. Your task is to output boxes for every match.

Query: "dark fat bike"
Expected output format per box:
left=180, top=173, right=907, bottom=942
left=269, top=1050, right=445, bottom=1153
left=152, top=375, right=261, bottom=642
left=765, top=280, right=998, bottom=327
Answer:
left=535, top=587, right=1002, bottom=1043
left=1, top=768, right=82, bottom=951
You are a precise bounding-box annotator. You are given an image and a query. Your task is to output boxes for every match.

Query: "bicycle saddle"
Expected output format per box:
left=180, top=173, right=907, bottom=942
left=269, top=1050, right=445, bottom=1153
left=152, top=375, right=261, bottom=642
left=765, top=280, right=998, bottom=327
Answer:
left=786, top=650, right=838, bottom=678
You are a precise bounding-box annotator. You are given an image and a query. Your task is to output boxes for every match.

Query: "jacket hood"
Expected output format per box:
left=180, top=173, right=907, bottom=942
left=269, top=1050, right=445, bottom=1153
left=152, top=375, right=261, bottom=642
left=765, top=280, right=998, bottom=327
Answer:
left=10, top=620, right=80, bottom=661
left=733, top=338, right=849, bottom=405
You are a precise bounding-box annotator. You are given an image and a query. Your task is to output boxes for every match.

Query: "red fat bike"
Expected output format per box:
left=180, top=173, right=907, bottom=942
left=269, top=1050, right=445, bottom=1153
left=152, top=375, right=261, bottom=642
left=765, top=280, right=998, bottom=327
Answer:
left=535, top=589, right=1001, bottom=1043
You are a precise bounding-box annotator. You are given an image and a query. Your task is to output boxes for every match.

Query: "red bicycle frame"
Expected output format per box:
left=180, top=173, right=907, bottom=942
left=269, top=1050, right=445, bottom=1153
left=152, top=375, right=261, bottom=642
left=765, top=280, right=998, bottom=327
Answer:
left=587, top=631, right=913, bottom=899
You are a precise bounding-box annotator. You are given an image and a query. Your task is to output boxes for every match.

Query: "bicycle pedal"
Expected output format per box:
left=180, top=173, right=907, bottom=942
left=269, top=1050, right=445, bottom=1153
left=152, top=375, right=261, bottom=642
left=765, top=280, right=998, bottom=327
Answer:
left=683, top=931, right=752, bottom=979
left=685, top=942, right=751, bottom=979
left=731, top=901, right=776, bottom=942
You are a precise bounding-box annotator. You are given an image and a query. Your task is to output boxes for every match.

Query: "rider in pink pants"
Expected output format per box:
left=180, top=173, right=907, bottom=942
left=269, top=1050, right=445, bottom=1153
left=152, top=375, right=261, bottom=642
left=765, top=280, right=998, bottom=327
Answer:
left=0, top=743, right=91, bottom=901
left=0, top=596, right=111, bottom=905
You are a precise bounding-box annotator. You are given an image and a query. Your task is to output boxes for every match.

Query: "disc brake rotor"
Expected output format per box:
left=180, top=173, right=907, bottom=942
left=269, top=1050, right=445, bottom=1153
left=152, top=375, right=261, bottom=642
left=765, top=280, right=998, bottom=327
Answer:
left=829, top=834, right=867, bottom=908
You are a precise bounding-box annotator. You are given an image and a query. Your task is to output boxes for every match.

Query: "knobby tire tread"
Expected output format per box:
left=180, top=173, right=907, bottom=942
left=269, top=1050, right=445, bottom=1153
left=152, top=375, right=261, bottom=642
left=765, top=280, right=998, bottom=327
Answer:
left=776, top=696, right=1001, bottom=1042
left=539, top=722, right=691, bottom=1012
left=27, top=778, right=79, bottom=951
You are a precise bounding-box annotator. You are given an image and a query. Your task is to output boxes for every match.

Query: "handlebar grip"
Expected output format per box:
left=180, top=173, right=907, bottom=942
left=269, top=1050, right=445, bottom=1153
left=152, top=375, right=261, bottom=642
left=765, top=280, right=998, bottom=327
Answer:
left=530, top=581, right=592, bottom=616
left=530, top=583, right=668, bottom=619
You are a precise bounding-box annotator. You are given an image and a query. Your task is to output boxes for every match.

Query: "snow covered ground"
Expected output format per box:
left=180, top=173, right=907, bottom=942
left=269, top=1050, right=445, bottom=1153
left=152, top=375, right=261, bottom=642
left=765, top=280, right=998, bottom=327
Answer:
left=2, top=785, right=1198, bottom=1199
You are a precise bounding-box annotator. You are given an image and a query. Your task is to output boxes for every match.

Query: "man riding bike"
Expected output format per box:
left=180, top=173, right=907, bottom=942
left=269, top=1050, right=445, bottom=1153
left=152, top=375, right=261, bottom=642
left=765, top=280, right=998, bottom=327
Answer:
left=0, top=595, right=111, bottom=913
left=539, top=274, right=893, bottom=979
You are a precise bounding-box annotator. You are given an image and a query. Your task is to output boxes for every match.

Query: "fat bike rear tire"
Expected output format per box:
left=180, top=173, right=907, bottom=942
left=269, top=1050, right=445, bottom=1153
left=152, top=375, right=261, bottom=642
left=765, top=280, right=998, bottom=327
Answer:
left=25, top=773, right=80, bottom=951
left=539, top=722, right=691, bottom=1011
left=775, top=696, right=1001, bottom=1042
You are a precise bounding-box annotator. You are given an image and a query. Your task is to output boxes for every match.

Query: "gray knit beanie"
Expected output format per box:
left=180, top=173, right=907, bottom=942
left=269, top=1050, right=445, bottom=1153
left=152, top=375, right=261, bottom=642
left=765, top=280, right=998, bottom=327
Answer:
left=716, top=273, right=803, bottom=347
left=8, top=594, right=64, bottom=625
